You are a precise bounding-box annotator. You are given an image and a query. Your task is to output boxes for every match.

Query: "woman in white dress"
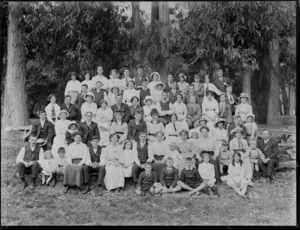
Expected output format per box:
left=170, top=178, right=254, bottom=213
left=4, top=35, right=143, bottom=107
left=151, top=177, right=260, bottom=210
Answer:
left=148, top=72, right=161, bottom=95
left=143, top=95, right=159, bottom=122
left=101, top=133, right=125, bottom=191
left=81, top=92, right=97, bottom=122
left=235, top=93, right=253, bottom=122
left=107, top=86, right=120, bottom=107
left=45, top=94, right=61, bottom=125
left=122, top=140, right=140, bottom=178
left=165, top=114, right=181, bottom=145
left=64, top=72, right=81, bottom=103
left=107, top=69, right=121, bottom=91
left=202, top=90, right=219, bottom=126
left=110, top=110, right=128, bottom=145
left=171, top=94, right=189, bottom=131
left=203, top=74, right=222, bottom=100
left=81, top=71, right=94, bottom=92
left=52, top=110, right=71, bottom=159
left=123, top=80, right=140, bottom=106
left=96, top=99, right=113, bottom=146
left=213, top=118, right=228, bottom=150
left=151, top=82, right=165, bottom=103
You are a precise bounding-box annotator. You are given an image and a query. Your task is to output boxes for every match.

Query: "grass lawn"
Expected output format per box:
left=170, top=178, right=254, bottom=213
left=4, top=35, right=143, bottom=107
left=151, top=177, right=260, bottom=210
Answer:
left=1, top=129, right=296, bottom=226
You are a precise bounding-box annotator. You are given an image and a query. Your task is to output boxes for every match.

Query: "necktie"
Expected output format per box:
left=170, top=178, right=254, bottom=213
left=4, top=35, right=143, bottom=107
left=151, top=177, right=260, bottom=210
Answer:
left=238, top=140, right=243, bottom=149
left=52, top=105, right=56, bottom=117
left=173, top=123, right=177, bottom=131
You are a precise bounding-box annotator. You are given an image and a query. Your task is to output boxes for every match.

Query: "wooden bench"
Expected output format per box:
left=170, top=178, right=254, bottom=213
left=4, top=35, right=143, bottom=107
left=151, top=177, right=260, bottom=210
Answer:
left=5, top=125, right=32, bottom=144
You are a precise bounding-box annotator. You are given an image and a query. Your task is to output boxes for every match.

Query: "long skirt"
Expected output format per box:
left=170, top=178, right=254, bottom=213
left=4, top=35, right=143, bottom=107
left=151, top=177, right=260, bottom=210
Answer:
left=63, top=165, right=85, bottom=187
left=227, top=176, right=248, bottom=189
left=123, top=165, right=134, bottom=178
left=69, top=91, right=79, bottom=104
left=178, top=152, right=195, bottom=176
left=104, top=164, right=125, bottom=190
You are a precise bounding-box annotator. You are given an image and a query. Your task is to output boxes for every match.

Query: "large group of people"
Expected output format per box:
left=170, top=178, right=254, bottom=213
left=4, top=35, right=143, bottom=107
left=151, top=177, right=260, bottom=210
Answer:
left=16, top=65, right=279, bottom=198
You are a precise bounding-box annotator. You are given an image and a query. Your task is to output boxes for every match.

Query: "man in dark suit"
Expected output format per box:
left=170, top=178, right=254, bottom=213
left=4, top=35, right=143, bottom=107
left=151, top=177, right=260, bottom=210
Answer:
left=30, top=110, right=54, bottom=150
left=93, top=81, right=108, bottom=108
left=111, top=94, right=131, bottom=122
left=168, top=81, right=181, bottom=104
left=139, top=78, right=151, bottom=106
left=225, top=85, right=238, bottom=114
left=257, top=129, right=279, bottom=183
left=78, top=111, right=100, bottom=146
left=213, top=68, right=231, bottom=93
left=218, top=93, right=233, bottom=125
left=227, top=115, right=247, bottom=142
left=74, top=84, right=88, bottom=120
left=164, top=74, right=178, bottom=92
left=134, top=66, right=147, bottom=89
left=60, top=95, right=78, bottom=121
left=88, top=136, right=106, bottom=195
left=128, top=112, right=147, bottom=142
left=183, top=85, right=202, bottom=105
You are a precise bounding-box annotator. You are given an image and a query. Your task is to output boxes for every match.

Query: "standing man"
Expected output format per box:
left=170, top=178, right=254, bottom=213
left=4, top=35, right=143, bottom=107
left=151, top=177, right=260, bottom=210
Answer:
left=168, top=81, right=181, bottom=104
left=218, top=93, right=233, bottom=125
left=213, top=68, right=231, bottom=93
left=225, top=85, right=238, bottom=114
left=111, top=94, right=131, bottom=123
left=16, top=134, right=44, bottom=190
left=92, top=65, right=108, bottom=90
left=79, top=111, right=100, bottom=146
left=60, top=95, right=78, bottom=121
left=30, top=110, right=54, bottom=151
left=64, top=72, right=81, bottom=104
left=257, top=129, right=279, bottom=183
left=134, top=66, right=146, bottom=89
left=92, top=81, right=108, bottom=109
left=158, top=91, right=174, bottom=125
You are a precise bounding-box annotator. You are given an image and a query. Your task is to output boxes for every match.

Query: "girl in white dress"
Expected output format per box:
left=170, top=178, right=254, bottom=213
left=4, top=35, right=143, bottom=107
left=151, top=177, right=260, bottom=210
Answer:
left=52, top=110, right=71, bottom=159
left=171, top=94, right=189, bottom=131
left=81, top=92, right=97, bottom=122
left=203, top=74, right=222, bottom=100
left=123, top=80, right=140, bottom=106
left=148, top=72, right=161, bottom=95
left=101, top=133, right=125, bottom=191
left=213, top=118, right=228, bottom=150
left=39, top=150, right=57, bottom=185
left=123, top=140, right=140, bottom=178
left=107, top=86, right=120, bottom=107
left=45, top=94, right=61, bottom=125
left=81, top=71, right=94, bottom=92
left=202, top=90, right=219, bottom=126
left=165, top=114, right=181, bottom=145
left=235, top=93, right=253, bottom=122
left=107, top=69, right=121, bottom=91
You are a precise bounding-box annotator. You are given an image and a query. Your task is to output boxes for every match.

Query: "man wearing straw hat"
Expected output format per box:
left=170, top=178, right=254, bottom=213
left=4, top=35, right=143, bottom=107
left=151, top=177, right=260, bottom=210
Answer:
left=64, top=72, right=81, bottom=104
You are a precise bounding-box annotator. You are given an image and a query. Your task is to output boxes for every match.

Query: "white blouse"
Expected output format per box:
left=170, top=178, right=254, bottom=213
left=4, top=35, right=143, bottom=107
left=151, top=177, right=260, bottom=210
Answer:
left=107, top=92, right=118, bottom=107
left=45, top=103, right=61, bottom=124
left=148, top=141, right=168, bottom=162
left=171, top=102, right=187, bottom=121
left=64, top=80, right=81, bottom=95
left=203, top=82, right=222, bottom=98
left=66, top=142, right=91, bottom=166
left=148, top=80, right=161, bottom=95
left=81, top=80, right=94, bottom=92
left=81, top=102, right=97, bottom=121
left=143, top=104, right=159, bottom=122
left=151, top=90, right=164, bottom=103
left=108, top=77, right=121, bottom=90
left=123, top=89, right=140, bottom=106
left=123, top=149, right=140, bottom=166
left=92, top=75, right=108, bottom=90
left=96, top=107, right=113, bottom=124
left=198, top=162, right=215, bottom=181
left=235, top=103, right=253, bottom=121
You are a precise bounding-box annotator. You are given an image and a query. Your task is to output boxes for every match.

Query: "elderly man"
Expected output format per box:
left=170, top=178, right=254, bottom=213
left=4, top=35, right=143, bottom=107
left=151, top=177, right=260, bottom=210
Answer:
left=111, top=94, right=131, bottom=122
left=257, top=129, right=279, bottom=183
left=16, top=134, right=44, bottom=190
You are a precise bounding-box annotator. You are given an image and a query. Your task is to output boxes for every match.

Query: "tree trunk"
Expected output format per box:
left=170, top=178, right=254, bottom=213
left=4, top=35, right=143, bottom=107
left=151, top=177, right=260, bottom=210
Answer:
left=267, top=39, right=280, bottom=125
left=241, top=68, right=252, bottom=105
left=131, top=2, right=141, bottom=38
left=3, top=2, right=30, bottom=127
left=151, top=1, right=159, bottom=21
left=281, top=84, right=289, bottom=115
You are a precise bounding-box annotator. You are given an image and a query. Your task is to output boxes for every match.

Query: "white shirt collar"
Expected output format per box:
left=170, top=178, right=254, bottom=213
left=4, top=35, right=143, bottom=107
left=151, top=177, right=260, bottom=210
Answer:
left=264, top=138, right=270, bottom=143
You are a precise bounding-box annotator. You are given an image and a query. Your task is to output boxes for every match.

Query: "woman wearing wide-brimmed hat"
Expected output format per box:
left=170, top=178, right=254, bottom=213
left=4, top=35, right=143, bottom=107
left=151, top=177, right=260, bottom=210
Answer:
left=147, top=72, right=161, bottom=95
left=80, top=92, right=97, bottom=122
left=52, top=110, right=71, bottom=159
left=65, top=121, right=79, bottom=145
left=151, top=81, right=166, bottom=103
left=65, top=72, right=82, bottom=103
left=213, top=118, right=228, bottom=150
left=235, top=93, right=253, bottom=122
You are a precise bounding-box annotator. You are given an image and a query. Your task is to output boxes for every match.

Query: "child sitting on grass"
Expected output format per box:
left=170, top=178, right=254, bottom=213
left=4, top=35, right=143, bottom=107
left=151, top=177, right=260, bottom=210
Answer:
left=217, top=140, right=231, bottom=175
left=198, top=153, right=219, bottom=198
left=135, top=162, right=160, bottom=196
left=158, top=157, right=181, bottom=194
left=245, top=138, right=266, bottom=180
left=39, top=150, right=57, bottom=186
left=52, top=147, right=68, bottom=187
left=163, top=142, right=183, bottom=169
left=177, top=157, right=207, bottom=197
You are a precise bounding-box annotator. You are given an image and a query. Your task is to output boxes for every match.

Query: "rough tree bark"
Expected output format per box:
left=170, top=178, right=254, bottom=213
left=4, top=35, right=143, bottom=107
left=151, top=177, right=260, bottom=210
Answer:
left=266, top=38, right=280, bottom=125
left=131, top=1, right=142, bottom=67
left=3, top=2, right=30, bottom=127
left=241, top=68, right=253, bottom=105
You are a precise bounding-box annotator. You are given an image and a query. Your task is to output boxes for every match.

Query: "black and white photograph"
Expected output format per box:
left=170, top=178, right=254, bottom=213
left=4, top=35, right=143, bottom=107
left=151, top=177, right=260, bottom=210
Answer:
left=1, top=1, right=297, bottom=226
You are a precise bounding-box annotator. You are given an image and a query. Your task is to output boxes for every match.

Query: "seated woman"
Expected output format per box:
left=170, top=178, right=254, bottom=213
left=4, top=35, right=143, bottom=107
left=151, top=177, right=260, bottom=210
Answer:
left=52, top=110, right=70, bottom=159
left=110, top=110, right=128, bottom=145
left=225, top=152, right=249, bottom=198
left=202, top=90, right=219, bottom=127
left=171, top=94, right=189, bottom=131
left=177, top=129, right=198, bottom=175
left=164, top=114, right=181, bottom=145
left=107, top=86, right=120, bottom=107
left=45, top=94, right=60, bottom=125
left=213, top=118, right=228, bottom=151
left=229, top=127, right=253, bottom=186
left=81, top=92, right=97, bottom=122
left=101, top=133, right=125, bottom=192
left=146, top=108, right=165, bottom=143
left=123, top=80, right=140, bottom=106
left=65, top=121, right=79, bottom=145
left=63, top=132, right=92, bottom=194
left=143, top=95, right=159, bottom=123
left=129, top=96, right=144, bottom=121
left=148, top=131, right=168, bottom=180
left=235, top=93, right=252, bottom=123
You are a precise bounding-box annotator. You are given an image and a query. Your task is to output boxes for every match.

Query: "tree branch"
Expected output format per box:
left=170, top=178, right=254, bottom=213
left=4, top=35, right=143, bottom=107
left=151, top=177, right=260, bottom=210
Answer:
left=184, top=55, right=201, bottom=67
